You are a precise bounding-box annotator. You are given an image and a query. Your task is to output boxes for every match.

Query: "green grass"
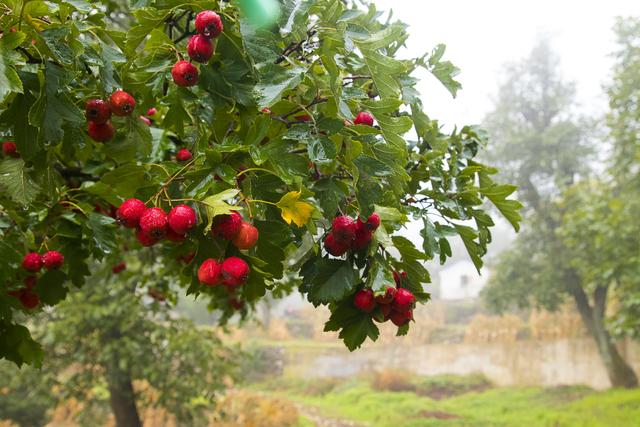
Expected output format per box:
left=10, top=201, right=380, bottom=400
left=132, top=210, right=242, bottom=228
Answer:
left=258, top=378, right=640, bottom=427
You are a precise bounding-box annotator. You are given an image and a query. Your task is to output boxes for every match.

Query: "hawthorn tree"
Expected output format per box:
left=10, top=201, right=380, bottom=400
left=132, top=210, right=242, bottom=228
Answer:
left=0, top=0, right=521, bottom=368
left=0, top=259, right=240, bottom=427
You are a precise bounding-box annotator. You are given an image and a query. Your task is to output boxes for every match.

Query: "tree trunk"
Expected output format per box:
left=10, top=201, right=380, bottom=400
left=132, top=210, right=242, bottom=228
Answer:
left=568, top=280, right=638, bottom=388
left=105, top=359, right=143, bottom=427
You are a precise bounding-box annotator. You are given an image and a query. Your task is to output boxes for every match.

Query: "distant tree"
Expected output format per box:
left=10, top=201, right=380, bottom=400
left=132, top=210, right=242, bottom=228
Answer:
left=482, top=38, right=638, bottom=388
left=0, top=258, right=240, bottom=427
left=605, top=17, right=640, bottom=339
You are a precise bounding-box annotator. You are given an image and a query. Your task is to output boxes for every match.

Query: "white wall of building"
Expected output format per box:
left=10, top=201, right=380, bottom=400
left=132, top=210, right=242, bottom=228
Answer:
left=438, top=260, right=489, bottom=300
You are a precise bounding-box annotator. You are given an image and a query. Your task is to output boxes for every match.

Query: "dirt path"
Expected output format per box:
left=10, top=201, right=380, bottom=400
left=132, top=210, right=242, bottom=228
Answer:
left=294, top=403, right=368, bottom=427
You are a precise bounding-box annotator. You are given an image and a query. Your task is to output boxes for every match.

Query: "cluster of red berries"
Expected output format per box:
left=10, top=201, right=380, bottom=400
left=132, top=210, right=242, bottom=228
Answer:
left=8, top=251, right=65, bottom=309
left=85, top=90, right=136, bottom=142
left=211, top=211, right=259, bottom=250
left=116, top=198, right=197, bottom=246
left=353, top=271, right=416, bottom=327
left=198, top=256, right=249, bottom=287
left=324, top=213, right=381, bottom=256
left=171, top=10, right=223, bottom=87
left=195, top=212, right=258, bottom=288
left=2, top=141, right=18, bottom=158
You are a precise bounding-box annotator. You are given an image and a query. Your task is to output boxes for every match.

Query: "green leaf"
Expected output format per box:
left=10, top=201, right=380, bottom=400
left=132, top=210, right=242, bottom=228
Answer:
left=202, top=189, right=241, bottom=234
left=455, top=224, right=484, bottom=273
left=85, top=213, right=117, bottom=255
left=0, top=158, right=41, bottom=206
left=36, top=270, right=68, bottom=305
left=0, top=322, right=44, bottom=368
left=480, top=184, right=523, bottom=232
left=421, top=44, right=462, bottom=98
left=29, top=63, right=84, bottom=143
left=324, top=300, right=379, bottom=351
left=307, top=135, right=337, bottom=164
left=101, top=164, right=149, bottom=199
left=0, top=32, right=24, bottom=105
left=40, top=27, right=76, bottom=65
left=307, top=259, right=357, bottom=305
left=392, top=236, right=430, bottom=291
left=255, top=64, right=307, bottom=109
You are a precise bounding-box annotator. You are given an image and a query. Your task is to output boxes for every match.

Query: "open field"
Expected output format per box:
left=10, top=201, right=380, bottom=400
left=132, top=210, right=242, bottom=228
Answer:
left=256, top=375, right=640, bottom=427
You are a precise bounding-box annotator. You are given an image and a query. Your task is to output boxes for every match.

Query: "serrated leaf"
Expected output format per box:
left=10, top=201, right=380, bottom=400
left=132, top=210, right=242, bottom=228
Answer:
left=255, top=64, right=307, bottom=109
left=0, top=32, right=24, bottom=105
left=480, top=184, right=523, bottom=232
left=455, top=224, right=484, bottom=273
left=276, top=191, right=314, bottom=227
left=85, top=213, right=117, bottom=255
left=0, top=158, right=40, bottom=206
left=36, top=270, right=68, bottom=305
left=324, top=301, right=379, bottom=351
left=308, top=259, right=357, bottom=304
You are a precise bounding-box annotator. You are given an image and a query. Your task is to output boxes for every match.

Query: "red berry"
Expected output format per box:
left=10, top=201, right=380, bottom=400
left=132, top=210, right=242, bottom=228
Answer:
left=187, top=34, right=215, bottom=63
left=295, top=114, right=312, bottom=122
left=139, top=207, right=168, bottom=239
left=212, top=212, right=243, bottom=240
left=88, top=121, right=115, bottom=142
left=117, top=198, right=147, bottom=228
left=109, top=90, right=136, bottom=116
left=351, top=220, right=372, bottom=251
left=324, top=233, right=349, bottom=256
left=2, top=141, right=18, bottom=157
left=168, top=204, right=197, bottom=235
left=23, top=276, right=37, bottom=290
left=147, top=107, right=157, bottom=116
left=221, top=257, right=249, bottom=286
left=42, top=251, right=64, bottom=269
left=354, top=111, right=374, bottom=126
left=139, top=115, right=152, bottom=126
left=366, top=213, right=380, bottom=231
left=22, top=253, right=43, bottom=272
left=136, top=228, right=159, bottom=246
left=332, top=216, right=356, bottom=243
left=261, top=108, right=271, bottom=114
left=375, top=286, right=396, bottom=305
left=19, top=290, right=40, bottom=310
left=232, top=222, right=259, bottom=250
left=112, top=262, right=126, bottom=274
left=390, top=309, right=413, bottom=327
left=392, top=288, right=416, bottom=313
left=176, top=148, right=193, bottom=162
left=354, top=289, right=376, bottom=313
left=172, top=60, right=199, bottom=87
left=195, top=10, right=223, bottom=38
left=198, top=258, right=222, bottom=286
left=85, top=99, right=112, bottom=124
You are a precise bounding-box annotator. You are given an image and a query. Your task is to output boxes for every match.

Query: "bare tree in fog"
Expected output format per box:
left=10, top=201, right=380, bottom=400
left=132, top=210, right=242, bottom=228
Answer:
left=481, top=37, right=639, bottom=388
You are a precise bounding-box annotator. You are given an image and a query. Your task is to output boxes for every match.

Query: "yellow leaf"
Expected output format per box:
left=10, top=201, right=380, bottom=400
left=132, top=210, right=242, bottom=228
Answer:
left=276, top=191, right=314, bottom=227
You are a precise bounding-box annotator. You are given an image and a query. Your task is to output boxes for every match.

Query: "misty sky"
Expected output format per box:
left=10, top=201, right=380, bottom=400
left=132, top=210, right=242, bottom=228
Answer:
left=369, top=0, right=640, bottom=274
left=374, top=0, right=640, bottom=127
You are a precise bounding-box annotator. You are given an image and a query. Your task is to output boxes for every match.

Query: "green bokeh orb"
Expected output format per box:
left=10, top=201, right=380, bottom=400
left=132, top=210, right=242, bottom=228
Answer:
left=238, top=0, right=282, bottom=28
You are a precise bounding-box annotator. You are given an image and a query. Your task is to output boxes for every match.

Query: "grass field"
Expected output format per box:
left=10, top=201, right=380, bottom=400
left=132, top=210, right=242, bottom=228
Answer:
left=257, top=376, right=640, bottom=427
